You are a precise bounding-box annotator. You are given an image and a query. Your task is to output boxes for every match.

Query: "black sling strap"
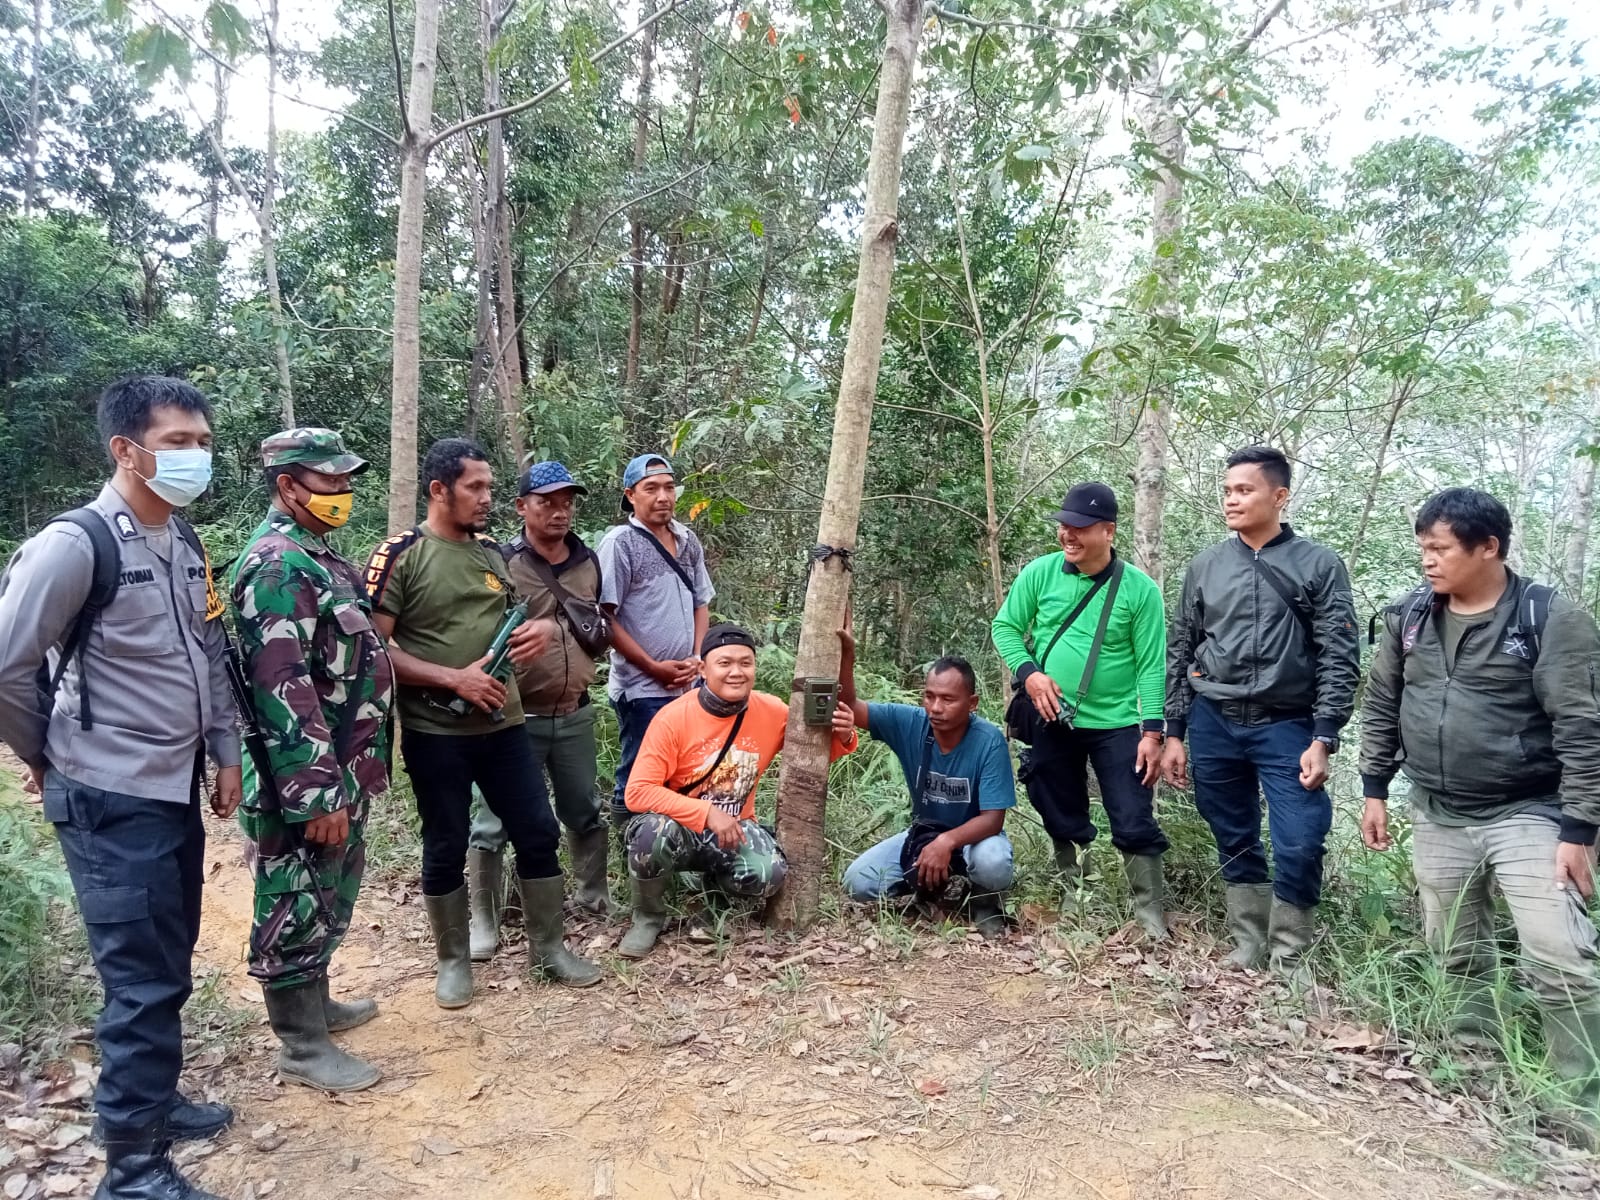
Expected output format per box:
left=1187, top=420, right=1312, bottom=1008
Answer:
left=1235, top=538, right=1314, bottom=641
left=683, top=707, right=747, bottom=799
left=628, top=524, right=696, bottom=596
left=1071, top=559, right=1124, bottom=708
left=1035, top=570, right=1112, bottom=676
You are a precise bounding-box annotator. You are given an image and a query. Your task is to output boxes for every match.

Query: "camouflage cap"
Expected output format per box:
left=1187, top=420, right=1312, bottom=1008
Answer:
left=260, top=427, right=370, bottom=476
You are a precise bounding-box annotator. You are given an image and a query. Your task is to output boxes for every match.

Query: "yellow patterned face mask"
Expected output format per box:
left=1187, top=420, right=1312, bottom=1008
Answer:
left=304, top=491, right=354, bottom=528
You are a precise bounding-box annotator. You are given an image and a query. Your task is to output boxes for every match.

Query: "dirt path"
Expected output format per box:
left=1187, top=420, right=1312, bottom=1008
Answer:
left=145, top=817, right=1511, bottom=1200
left=3, top=807, right=1545, bottom=1199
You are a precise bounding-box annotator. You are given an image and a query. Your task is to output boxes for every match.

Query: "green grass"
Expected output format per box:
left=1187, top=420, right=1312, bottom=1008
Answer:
left=0, top=773, right=97, bottom=1053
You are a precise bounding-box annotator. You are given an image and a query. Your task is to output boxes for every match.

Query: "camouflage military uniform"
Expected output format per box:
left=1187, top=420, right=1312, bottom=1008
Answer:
left=228, top=430, right=394, bottom=992
left=625, top=814, right=787, bottom=898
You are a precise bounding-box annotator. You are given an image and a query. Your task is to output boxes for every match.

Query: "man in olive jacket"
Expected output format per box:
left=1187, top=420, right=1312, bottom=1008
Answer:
left=1163, top=446, right=1359, bottom=979
left=468, top=461, right=612, bottom=962
left=1361, top=488, right=1600, bottom=1142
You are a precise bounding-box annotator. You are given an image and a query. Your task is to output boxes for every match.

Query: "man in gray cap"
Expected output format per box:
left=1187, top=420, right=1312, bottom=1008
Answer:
left=228, top=427, right=395, bottom=1093
left=597, top=453, right=714, bottom=839
left=467, top=460, right=614, bottom=961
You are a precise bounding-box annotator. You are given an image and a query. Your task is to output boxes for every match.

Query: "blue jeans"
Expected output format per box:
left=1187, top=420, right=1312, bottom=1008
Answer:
left=1187, top=695, right=1331, bottom=908
left=841, top=830, right=1015, bottom=900
left=610, top=694, right=676, bottom=825
left=42, top=769, right=204, bottom=1131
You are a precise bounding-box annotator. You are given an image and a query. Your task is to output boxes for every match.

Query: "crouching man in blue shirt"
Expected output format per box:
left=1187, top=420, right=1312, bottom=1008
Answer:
left=834, top=630, right=1016, bottom=938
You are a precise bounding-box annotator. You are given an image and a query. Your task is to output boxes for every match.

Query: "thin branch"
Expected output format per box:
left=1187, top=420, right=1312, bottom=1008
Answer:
left=427, top=0, right=685, bottom=150
left=876, top=400, right=983, bottom=432
left=480, top=163, right=713, bottom=381
left=862, top=493, right=987, bottom=527
left=137, top=0, right=399, bottom=145
left=387, top=0, right=411, bottom=138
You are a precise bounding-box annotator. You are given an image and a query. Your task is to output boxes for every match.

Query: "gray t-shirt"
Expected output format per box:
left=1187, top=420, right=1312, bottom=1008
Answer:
left=597, top=516, right=714, bottom=700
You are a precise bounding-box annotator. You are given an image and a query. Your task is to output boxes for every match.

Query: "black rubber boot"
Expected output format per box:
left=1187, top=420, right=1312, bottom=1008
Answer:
left=966, top=892, right=1008, bottom=941
left=93, top=1095, right=232, bottom=1147
left=94, top=1119, right=223, bottom=1200
left=263, top=981, right=382, bottom=1092
left=319, top=974, right=378, bottom=1033
left=519, top=875, right=603, bottom=987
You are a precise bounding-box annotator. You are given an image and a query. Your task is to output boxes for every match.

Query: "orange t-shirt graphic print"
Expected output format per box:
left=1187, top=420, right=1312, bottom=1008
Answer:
left=624, top=690, right=855, bottom=832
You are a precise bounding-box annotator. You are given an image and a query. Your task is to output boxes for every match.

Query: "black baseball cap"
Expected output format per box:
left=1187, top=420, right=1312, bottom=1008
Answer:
left=1051, top=482, right=1119, bottom=527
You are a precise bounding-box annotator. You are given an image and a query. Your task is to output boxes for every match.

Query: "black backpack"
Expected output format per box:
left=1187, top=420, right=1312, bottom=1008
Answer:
left=1368, top=577, right=1554, bottom=664
left=33, top=507, right=207, bottom=729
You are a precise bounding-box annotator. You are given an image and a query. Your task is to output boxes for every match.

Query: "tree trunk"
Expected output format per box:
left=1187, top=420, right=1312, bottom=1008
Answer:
left=465, top=129, right=492, bottom=439
left=624, top=20, right=657, bottom=390
left=479, top=0, right=523, bottom=462
left=1345, top=380, right=1411, bottom=578
left=769, top=0, right=925, bottom=929
left=1132, top=85, right=1183, bottom=589
left=262, top=0, right=294, bottom=428
left=1563, top=432, right=1599, bottom=599
left=22, top=0, right=43, bottom=217
left=386, top=0, right=442, bottom=534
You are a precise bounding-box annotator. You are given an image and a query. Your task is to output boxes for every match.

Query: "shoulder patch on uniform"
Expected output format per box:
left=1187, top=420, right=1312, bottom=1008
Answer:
left=365, top=528, right=424, bottom=606
left=114, top=512, right=138, bottom=540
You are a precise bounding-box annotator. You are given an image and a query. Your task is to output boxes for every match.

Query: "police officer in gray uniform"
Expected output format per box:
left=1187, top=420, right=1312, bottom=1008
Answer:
left=0, top=377, right=241, bottom=1200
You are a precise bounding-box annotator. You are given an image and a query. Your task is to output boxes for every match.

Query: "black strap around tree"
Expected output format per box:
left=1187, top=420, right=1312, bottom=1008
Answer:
left=1071, top=559, right=1124, bottom=707
left=1235, top=538, right=1314, bottom=641
left=683, top=707, right=747, bottom=799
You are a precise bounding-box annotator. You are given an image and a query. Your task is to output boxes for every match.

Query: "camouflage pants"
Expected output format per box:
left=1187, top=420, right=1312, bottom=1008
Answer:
left=241, top=797, right=367, bottom=992
left=624, top=813, right=787, bottom=898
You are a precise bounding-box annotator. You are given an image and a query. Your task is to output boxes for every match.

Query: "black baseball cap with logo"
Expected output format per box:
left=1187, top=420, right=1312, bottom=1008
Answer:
left=1051, top=482, right=1119, bottom=527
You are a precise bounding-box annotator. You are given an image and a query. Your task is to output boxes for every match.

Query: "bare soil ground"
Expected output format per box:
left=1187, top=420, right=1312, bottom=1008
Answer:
left=3, top=809, right=1583, bottom=1199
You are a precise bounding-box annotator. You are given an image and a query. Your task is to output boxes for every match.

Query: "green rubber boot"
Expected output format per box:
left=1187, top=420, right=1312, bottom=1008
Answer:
left=1121, top=853, right=1169, bottom=941
left=1222, top=883, right=1272, bottom=969
left=520, top=875, right=603, bottom=988
left=467, top=846, right=503, bottom=962
left=1053, top=839, right=1087, bottom=917
left=1267, top=897, right=1317, bottom=988
left=424, top=886, right=474, bottom=1008
left=1542, top=1003, right=1600, bottom=1147
left=619, top=874, right=670, bottom=959
left=263, top=981, right=381, bottom=1092
left=318, top=975, right=378, bottom=1033
left=568, top=827, right=615, bottom=917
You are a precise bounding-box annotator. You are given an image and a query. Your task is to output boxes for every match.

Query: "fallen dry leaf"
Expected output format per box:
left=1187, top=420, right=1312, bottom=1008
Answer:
left=788, top=1040, right=809, bottom=1058
left=1, top=1173, right=23, bottom=1200
left=421, top=1138, right=458, bottom=1157
left=917, top=1078, right=947, bottom=1097
left=963, top=1187, right=1004, bottom=1200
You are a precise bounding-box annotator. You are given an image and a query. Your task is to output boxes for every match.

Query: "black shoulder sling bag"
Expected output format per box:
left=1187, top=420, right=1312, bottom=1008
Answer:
left=1234, top=538, right=1314, bottom=641
left=682, top=708, right=747, bottom=798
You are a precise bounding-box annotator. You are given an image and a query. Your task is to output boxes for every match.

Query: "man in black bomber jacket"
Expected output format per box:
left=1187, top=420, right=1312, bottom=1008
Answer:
left=1162, top=445, right=1359, bottom=982
left=1361, top=487, right=1600, bottom=1144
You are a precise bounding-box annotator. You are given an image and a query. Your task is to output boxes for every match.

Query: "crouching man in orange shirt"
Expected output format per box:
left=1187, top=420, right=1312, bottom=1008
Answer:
left=620, top=623, right=857, bottom=957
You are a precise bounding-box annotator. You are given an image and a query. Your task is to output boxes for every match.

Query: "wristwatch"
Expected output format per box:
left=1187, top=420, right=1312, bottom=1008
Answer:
left=1314, top=735, right=1339, bottom=754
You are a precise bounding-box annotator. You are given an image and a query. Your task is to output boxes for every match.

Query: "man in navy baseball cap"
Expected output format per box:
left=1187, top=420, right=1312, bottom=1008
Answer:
left=1050, top=481, right=1118, bottom=526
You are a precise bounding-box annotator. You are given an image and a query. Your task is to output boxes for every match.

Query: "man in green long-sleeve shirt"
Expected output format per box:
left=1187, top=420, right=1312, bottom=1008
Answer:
left=991, top=482, right=1170, bottom=937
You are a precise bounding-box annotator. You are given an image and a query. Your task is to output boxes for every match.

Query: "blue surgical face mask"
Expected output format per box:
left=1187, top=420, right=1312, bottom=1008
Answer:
left=129, top=440, right=213, bottom=507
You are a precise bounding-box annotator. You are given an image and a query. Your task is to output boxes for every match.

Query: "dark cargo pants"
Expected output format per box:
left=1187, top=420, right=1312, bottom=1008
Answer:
left=42, top=769, right=204, bottom=1131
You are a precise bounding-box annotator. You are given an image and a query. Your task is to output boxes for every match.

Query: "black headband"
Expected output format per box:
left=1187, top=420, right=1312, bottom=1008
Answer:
left=701, top=623, right=756, bottom=657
